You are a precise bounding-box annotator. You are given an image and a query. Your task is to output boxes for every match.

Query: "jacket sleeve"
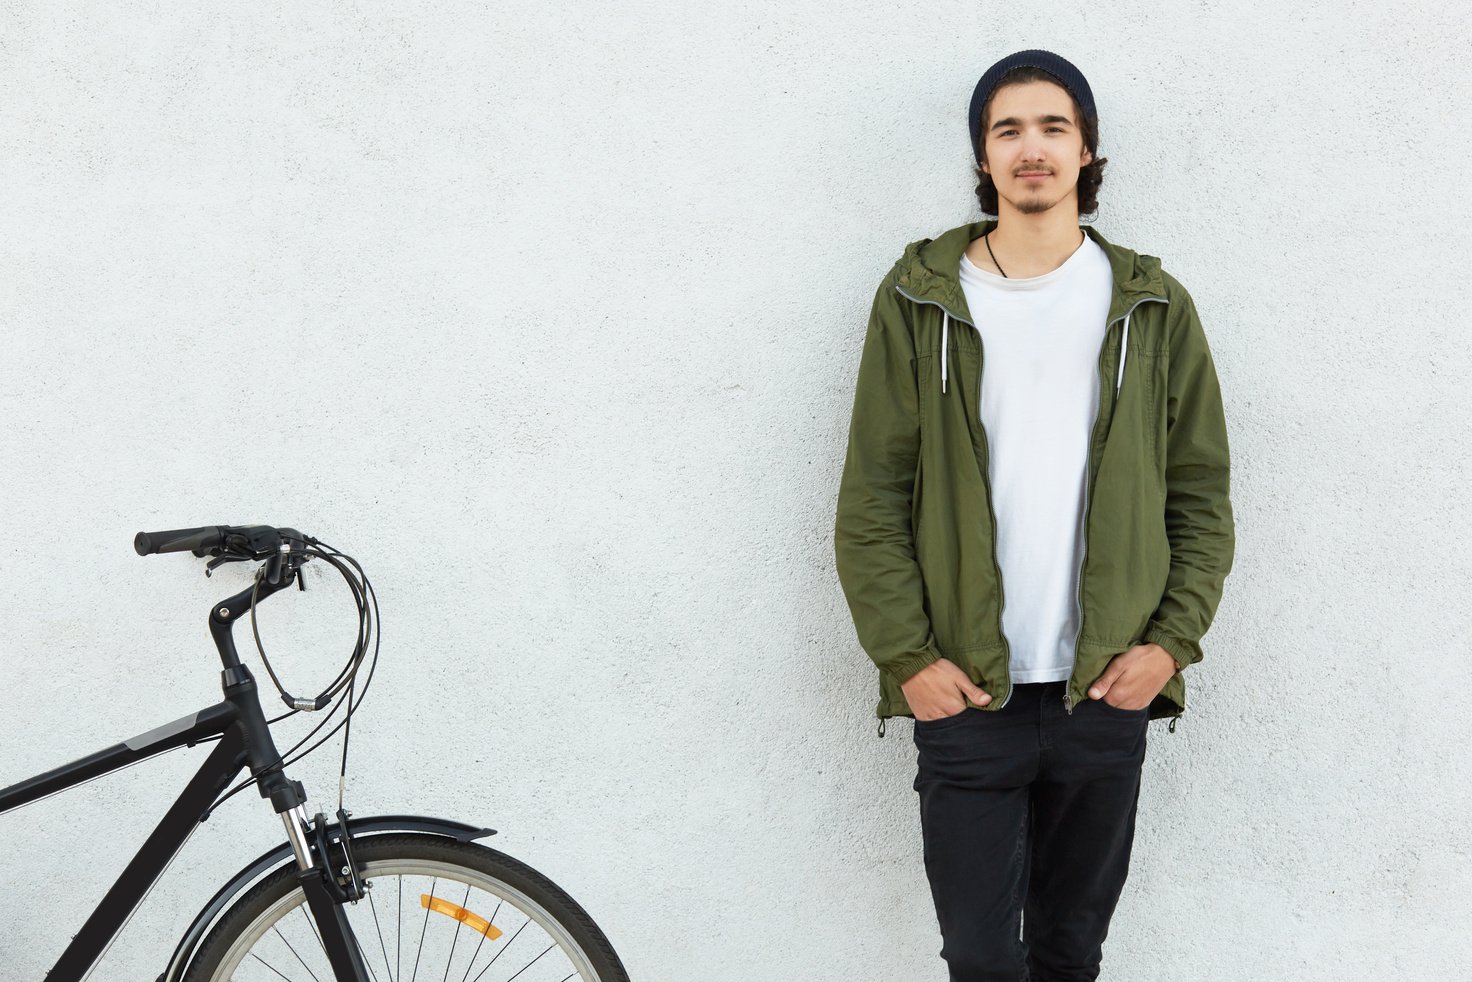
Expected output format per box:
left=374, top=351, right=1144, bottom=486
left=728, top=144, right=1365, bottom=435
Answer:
left=833, top=269, right=943, bottom=684
left=1143, top=276, right=1236, bottom=672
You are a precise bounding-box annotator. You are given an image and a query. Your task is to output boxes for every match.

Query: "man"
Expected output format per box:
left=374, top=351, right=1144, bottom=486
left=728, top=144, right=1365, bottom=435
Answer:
left=833, top=50, right=1235, bottom=981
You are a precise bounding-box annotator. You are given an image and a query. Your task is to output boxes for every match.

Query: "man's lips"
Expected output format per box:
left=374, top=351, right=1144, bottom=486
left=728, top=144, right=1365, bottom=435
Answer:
left=1019, top=172, right=1050, bottom=181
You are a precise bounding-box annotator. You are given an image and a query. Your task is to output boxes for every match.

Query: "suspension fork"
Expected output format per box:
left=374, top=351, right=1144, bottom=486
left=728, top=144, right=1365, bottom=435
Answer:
left=281, top=804, right=374, bottom=981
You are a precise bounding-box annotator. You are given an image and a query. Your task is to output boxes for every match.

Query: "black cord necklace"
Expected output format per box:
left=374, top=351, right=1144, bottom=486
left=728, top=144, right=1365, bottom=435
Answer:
left=983, top=231, right=1007, bottom=278
left=983, top=228, right=1087, bottom=279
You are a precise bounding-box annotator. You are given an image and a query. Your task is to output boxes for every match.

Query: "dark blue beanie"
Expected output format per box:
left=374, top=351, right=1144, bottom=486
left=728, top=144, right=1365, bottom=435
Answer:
left=968, top=49, right=1097, bottom=165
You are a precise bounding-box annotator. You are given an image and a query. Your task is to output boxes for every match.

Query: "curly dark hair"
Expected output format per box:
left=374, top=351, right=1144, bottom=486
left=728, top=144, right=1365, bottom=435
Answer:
left=972, top=66, right=1108, bottom=218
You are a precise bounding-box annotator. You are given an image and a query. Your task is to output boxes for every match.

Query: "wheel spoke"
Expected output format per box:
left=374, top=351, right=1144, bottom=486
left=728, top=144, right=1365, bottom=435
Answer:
left=248, top=950, right=297, bottom=981
left=502, top=942, right=557, bottom=982
left=298, top=905, right=327, bottom=959
left=457, top=899, right=503, bottom=982
left=368, top=880, right=397, bottom=982
left=198, top=844, right=616, bottom=982
left=355, top=923, right=383, bottom=982
left=274, top=923, right=323, bottom=982
left=409, top=876, right=437, bottom=982
left=440, top=882, right=473, bottom=982
left=468, top=915, right=530, bottom=982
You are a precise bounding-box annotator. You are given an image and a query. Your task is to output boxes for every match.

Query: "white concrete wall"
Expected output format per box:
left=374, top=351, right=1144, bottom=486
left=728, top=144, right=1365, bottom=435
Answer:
left=1, top=1, right=1467, bottom=979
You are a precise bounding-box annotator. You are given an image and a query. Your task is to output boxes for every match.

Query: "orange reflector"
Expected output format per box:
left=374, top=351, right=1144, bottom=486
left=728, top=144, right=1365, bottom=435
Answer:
left=420, top=894, right=503, bottom=939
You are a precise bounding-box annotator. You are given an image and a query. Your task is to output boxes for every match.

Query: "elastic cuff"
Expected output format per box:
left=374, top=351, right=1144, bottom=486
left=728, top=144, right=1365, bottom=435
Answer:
left=883, top=646, right=941, bottom=685
left=1144, top=626, right=1194, bottom=674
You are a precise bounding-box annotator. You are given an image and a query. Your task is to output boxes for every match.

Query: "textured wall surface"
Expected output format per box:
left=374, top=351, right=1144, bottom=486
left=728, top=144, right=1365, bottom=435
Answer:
left=1, top=1, right=1468, bottom=979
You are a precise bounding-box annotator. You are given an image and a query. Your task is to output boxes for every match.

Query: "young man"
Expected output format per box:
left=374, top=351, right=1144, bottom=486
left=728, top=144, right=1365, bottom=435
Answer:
left=833, top=50, right=1235, bottom=980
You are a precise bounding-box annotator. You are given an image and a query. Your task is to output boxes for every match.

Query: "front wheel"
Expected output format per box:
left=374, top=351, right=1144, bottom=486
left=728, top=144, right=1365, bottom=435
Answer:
left=185, top=833, right=629, bottom=982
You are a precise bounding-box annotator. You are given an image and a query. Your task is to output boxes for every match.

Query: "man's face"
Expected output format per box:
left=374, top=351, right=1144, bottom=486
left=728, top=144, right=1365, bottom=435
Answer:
left=979, top=80, right=1093, bottom=217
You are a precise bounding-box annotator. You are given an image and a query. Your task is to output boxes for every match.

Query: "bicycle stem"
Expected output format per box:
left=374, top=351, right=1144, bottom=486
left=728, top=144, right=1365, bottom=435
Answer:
left=209, top=574, right=311, bottom=815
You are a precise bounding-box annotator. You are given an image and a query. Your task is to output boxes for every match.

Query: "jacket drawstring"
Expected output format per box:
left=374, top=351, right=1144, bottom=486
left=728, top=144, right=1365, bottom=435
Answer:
left=940, top=310, right=949, bottom=394
left=1114, top=308, right=1132, bottom=402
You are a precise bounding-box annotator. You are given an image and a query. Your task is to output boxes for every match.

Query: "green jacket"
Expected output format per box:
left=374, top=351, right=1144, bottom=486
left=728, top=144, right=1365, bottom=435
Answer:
left=834, top=218, right=1234, bottom=731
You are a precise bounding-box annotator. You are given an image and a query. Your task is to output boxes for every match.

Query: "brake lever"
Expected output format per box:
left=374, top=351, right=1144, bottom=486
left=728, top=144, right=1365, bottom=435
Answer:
left=204, top=554, right=252, bottom=577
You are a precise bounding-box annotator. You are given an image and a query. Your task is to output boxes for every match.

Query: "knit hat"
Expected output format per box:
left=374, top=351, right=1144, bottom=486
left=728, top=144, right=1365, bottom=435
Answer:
left=968, top=49, right=1097, bottom=165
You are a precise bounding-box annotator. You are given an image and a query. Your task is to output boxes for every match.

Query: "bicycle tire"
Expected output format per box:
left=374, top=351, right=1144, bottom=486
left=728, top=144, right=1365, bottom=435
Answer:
left=183, top=832, right=630, bottom=982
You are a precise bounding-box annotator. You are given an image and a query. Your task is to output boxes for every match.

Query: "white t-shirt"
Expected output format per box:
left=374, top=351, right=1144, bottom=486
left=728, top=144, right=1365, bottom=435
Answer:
left=957, top=234, right=1115, bottom=683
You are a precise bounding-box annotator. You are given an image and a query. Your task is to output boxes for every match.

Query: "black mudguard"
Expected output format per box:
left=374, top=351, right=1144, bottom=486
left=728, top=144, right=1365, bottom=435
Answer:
left=158, top=814, right=495, bottom=982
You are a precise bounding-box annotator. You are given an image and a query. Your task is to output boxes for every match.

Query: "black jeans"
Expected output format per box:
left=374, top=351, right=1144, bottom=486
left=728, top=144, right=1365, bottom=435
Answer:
left=911, top=680, right=1149, bottom=982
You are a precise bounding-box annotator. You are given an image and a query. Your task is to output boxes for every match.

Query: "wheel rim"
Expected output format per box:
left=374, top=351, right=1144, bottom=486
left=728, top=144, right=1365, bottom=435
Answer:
left=207, top=857, right=603, bottom=982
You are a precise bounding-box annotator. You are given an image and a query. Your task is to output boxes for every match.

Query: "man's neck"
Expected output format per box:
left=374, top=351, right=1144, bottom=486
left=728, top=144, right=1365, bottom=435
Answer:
left=965, top=208, right=1085, bottom=279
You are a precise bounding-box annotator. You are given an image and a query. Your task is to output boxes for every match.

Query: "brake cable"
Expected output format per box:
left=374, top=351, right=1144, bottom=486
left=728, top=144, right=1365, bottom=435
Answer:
left=199, top=535, right=382, bottom=820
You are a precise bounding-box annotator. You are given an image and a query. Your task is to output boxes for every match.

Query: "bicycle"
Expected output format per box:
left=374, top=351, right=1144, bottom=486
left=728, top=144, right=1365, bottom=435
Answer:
left=0, top=524, right=631, bottom=982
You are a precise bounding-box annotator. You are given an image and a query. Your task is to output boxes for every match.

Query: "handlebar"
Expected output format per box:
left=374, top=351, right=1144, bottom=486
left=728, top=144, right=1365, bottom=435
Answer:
left=135, top=525, right=305, bottom=559
left=133, top=526, right=227, bottom=556
left=131, top=523, right=371, bottom=716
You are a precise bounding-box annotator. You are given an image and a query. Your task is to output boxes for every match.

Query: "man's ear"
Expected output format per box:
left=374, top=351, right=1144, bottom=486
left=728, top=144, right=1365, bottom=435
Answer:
left=1081, top=148, right=1093, bottom=167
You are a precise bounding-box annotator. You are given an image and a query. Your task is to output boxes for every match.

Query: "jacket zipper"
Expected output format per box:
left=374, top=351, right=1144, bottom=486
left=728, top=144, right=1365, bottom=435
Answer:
left=894, top=286, right=1013, bottom=710
left=974, top=324, right=1012, bottom=710
left=1064, top=296, right=1169, bottom=715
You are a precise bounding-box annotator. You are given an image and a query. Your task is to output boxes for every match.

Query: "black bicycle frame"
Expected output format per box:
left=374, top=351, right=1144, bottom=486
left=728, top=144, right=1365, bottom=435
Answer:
left=0, top=570, right=372, bottom=982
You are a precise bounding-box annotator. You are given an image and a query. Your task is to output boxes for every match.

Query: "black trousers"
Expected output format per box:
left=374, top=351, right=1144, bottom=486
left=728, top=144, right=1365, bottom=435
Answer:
left=912, top=680, right=1149, bottom=982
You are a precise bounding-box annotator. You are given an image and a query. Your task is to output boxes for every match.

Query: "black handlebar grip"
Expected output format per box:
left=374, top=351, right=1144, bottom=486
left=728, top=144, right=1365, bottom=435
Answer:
left=134, top=526, right=227, bottom=557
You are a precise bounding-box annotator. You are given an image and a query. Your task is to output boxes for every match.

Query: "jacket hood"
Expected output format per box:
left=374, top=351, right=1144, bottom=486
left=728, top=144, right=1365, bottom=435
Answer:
left=894, top=218, right=1167, bottom=326
left=892, top=218, right=1170, bottom=397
